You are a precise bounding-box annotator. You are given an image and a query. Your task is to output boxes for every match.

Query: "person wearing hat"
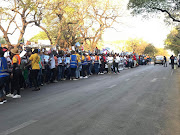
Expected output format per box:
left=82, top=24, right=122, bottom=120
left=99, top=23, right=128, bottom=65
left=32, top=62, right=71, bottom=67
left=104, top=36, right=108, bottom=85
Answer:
left=10, top=47, right=22, bottom=98
left=0, top=47, right=9, bottom=104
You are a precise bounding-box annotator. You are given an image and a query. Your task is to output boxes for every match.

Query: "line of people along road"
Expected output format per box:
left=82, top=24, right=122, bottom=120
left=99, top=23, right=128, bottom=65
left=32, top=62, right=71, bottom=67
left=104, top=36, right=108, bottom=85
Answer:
left=0, top=47, right=150, bottom=105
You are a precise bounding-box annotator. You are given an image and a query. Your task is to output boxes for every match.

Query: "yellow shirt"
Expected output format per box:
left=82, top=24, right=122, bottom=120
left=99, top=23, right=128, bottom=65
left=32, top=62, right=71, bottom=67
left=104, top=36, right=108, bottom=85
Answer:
left=76, top=54, right=81, bottom=63
left=81, top=55, right=85, bottom=61
left=29, top=53, right=40, bottom=70
left=12, top=57, right=18, bottom=64
left=12, top=55, right=21, bottom=65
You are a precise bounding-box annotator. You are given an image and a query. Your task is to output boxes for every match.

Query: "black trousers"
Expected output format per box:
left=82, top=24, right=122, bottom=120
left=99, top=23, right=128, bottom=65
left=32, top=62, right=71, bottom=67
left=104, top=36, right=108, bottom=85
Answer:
left=19, top=72, right=25, bottom=88
left=82, top=65, right=88, bottom=77
left=31, top=69, right=39, bottom=88
left=50, top=68, right=56, bottom=82
left=113, top=63, right=119, bottom=73
left=71, top=68, right=76, bottom=78
left=11, top=69, right=21, bottom=95
left=100, top=63, right=105, bottom=73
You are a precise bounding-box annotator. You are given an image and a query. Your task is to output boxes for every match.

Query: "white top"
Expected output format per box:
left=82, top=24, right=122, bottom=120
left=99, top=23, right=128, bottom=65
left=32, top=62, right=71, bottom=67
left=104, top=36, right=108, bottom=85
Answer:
left=108, top=57, right=113, bottom=64
left=115, top=56, right=120, bottom=63
left=4, top=51, right=10, bottom=58
left=6, top=57, right=12, bottom=63
left=50, top=57, right=55, bottom=69
left=58, top=57, right=62, bottom=65
left=92, top=56, right=95, bottom=63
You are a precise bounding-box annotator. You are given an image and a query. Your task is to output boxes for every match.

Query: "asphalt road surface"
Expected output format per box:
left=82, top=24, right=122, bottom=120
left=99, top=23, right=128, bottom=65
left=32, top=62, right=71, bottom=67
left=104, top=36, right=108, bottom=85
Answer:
left=0, top=64, right=180, bottom=135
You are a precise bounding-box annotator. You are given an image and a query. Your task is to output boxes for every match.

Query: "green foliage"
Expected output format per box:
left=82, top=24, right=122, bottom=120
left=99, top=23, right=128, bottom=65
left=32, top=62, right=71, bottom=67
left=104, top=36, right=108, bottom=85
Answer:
left=128, top=0, right=180, bottom=23
left=144, top=44, right=157, bottom=57
left=165, top=28, right=180, bottom=55
left=155, top=48, right=169, bottom=56
left=0, top=37, right=6, bottom=44
left=29, top=31, right=48, bottom=42
left=125, top=38, right=149, bottom=55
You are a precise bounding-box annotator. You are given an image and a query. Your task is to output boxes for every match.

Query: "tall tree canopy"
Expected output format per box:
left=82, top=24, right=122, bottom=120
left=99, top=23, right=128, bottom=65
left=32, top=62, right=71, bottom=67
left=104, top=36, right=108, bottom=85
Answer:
left=0, top=0, right=44, bottom=46
left=0, top=0, right=124, bottom=50
left=128, top=0, right=180, bottom=23
left=165, top=28, right=180, bottom=55
left=144, top=44, right=157, bottom=57
left=125, top=38, right=149, bottom=55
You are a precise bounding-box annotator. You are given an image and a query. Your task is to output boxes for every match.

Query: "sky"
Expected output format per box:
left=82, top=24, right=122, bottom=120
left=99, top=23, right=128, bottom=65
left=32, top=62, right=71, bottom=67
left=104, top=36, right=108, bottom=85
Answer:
left=0, top=0, right=172, bottom=49
left=103, top=12, right=172, bottom=48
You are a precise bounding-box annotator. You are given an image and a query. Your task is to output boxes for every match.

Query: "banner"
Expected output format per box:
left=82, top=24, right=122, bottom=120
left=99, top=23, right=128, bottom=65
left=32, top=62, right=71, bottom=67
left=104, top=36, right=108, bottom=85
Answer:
left=75, top=42, right=80, bottom=47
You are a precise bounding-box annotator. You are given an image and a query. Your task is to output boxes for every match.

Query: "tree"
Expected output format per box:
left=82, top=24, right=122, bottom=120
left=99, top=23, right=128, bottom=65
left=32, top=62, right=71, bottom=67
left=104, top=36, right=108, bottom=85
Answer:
left=0, top=0, right=44, bottom=46
left=78, top=0, right=123, bottom=52
left=155, top=48, right=169, bottom=56
left=128, top=0, right=180, bottom=23
left=165, top=28, right=180, bottom=55
left=32, top=0, right=123, bottom=50
left=29, top=31, right=48, bottom=42
left=33, top=0, right=83, bottom=47
left=0, top=37, right=6, bottom=44
left=144, top=44, right=157, bottom=57
left=125, top=38, right=149, bottom=55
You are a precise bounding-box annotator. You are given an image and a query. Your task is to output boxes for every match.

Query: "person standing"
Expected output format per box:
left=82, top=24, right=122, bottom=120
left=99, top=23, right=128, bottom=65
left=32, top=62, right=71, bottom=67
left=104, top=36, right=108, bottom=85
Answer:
left=75, top=50, right=81, bottom=79
left=81, top=53, right=88, bottom=78
left=164, top=56, right=167, bottom=67
left=65, top=53, right=71, bottom=80
left=53, top=51, right=58, bottom=82
left=114, top=54, right=120, bottom=74
left=94, top=53, right=99, bottom=74
left=70, top=51, right=78, bottom=80
left=86, top=53, right=91, bottom=76
left=107, top=54, right=113, bottom=74
left=170, top=55, right=175, bottom=69
left=57, top=51, right=65, bottom=81
left=133, top=54, right=137, bottom=67
left=10, top=47, right=22, bottom=98
left=49, top=52, right=57, bottom=83
left=100, top=54, right=105, bottom=74
left=0, top=47, right=9, bottom=104
left=28, top=49, right=40, bottom=91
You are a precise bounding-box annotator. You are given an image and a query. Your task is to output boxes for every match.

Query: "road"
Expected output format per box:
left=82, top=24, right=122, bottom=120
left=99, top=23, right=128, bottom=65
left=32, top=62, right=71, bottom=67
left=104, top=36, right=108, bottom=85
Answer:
left=0, top=64, right=180, bottom=135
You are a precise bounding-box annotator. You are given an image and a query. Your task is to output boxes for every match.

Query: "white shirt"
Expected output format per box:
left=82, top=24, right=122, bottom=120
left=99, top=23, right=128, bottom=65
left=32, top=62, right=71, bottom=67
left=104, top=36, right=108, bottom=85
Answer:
left=50, top=57, right=55, bottom=69
left=4, top=51, right=10, bottom=58
left=115, top=56, right=120, bottom=63
left=108, top=57, right=113, bottom=64
left=58, top=57, right=62, bottom=65
left=92, top=56, right=95, bottom=63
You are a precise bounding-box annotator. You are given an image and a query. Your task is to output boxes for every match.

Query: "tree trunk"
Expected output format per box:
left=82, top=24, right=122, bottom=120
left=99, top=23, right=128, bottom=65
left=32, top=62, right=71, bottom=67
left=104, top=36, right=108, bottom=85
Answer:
left=37, top=25, right=53, bottom=45
left=55, top=28, right=62, bottom=46
left=0, top=25, right=11, bottom=46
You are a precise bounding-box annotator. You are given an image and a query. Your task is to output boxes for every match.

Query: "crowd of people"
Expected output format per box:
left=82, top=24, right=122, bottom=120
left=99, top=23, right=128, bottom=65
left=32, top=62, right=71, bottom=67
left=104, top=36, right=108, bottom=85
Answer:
left=0, top=46, right=149, bottom=105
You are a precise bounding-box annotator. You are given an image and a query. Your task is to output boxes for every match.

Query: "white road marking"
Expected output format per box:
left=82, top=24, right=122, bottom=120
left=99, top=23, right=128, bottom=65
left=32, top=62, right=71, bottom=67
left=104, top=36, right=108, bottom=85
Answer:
left=108, top=84, right=117, bottom=89
left=171, top=70, right=173, bottom=76
left=151, top=78, right=158, bottom=82
left=135, top=75, right=138, bottom=76
left=125, top=79, right=130, bottom=81
left=0, top=120, right=37, bottom=135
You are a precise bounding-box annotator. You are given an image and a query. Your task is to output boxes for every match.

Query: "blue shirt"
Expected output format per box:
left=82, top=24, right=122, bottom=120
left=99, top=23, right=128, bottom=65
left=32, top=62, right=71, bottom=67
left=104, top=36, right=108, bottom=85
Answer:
left=0, top=57, right=9, bottom=78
